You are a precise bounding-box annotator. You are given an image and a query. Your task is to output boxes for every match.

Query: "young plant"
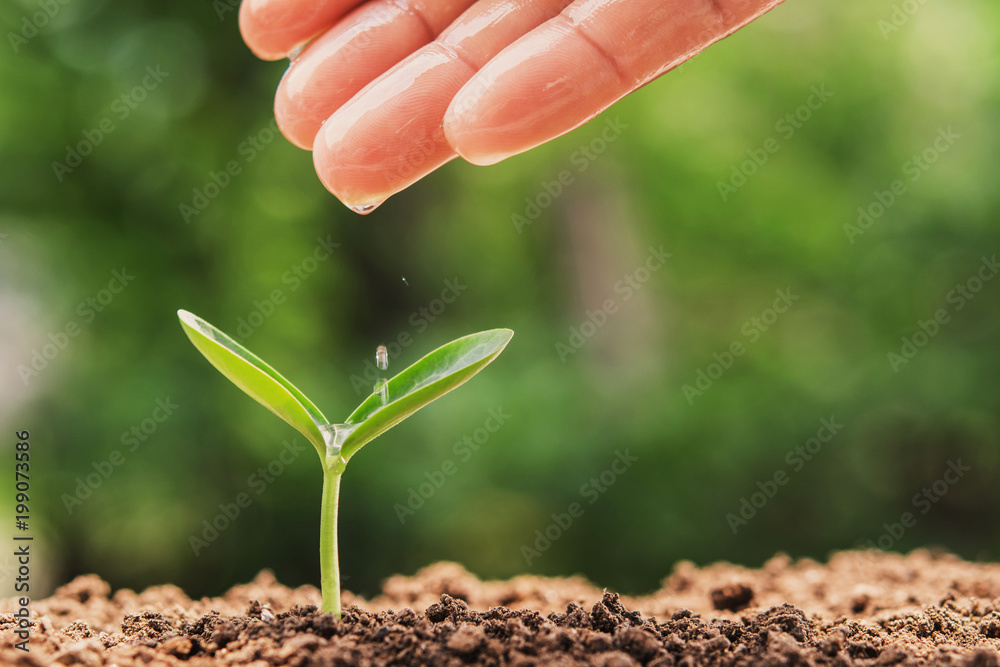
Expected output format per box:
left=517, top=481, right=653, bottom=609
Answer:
left=177, top=309, right=512, bottom=617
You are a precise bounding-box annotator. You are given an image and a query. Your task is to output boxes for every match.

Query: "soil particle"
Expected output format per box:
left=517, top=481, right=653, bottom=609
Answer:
left=711, top=584, right=755, bottom=612
left=446, top=624, right=486, bottom=654
left=2, top=550, right=1000, bottom=665
left=122, top=610, right=176, bottom=641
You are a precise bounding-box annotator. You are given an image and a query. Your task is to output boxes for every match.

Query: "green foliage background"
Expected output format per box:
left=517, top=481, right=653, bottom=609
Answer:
left=1, top=0, right=998, bottom=599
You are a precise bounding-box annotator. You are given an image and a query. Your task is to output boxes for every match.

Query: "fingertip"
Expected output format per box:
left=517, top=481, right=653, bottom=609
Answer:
left=239, top=0, right=293, bottom=60
left=448, top=136, right=508, bottom=167
left=312, top=145, right=390, bottom=215
left=239, top=0, right=359, bottom=61
left=312, top=49, right=463, bottom=210
left=444, top=125, right=506, bottom=167
left=275, top=71, right=317, bottom=150
left=445, top=23, right=624, bottom=166
left=311, top=119, right=394, bottom=214
left=272, top=0, right=459, bottom=154
left=443, top=77, right=508, bottom=166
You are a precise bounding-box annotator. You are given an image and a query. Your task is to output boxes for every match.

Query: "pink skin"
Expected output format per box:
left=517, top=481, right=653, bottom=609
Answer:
left=275, top=0, right=478, bottom=150
left=241, top=0, right=787, bottom=212
left=240, top=0, right=365, bottom=60
left=310, top=0, right=576, bottom=209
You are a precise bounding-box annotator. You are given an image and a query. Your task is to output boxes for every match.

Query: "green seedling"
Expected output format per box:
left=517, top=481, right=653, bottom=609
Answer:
left=177, top=309, right=512, bottom=617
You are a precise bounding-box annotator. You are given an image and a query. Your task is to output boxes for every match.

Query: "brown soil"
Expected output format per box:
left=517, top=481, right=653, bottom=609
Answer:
left=3, top=549, right=1000, bottom=666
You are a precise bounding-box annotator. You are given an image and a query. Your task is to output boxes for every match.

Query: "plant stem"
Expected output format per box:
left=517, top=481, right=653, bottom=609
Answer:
left=319, top=469, right=343, bottom=617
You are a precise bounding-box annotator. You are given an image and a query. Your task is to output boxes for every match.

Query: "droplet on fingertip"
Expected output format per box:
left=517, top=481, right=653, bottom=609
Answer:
left=343, top=196, right=387, bottom=215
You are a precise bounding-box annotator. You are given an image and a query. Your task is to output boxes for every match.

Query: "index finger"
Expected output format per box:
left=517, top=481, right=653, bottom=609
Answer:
left=444, top=0, right=787, bottom=165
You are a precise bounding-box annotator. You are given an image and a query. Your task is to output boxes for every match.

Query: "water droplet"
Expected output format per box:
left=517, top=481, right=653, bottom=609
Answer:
left=374, top=345, right=389, bottom=405
left=402, top=276, right=409, bottom=286
left=374, top=378, right=388, bottom=406
left=319, top=424, right=340, bottom=453
left=320, top=423, right=357, bottom=459
left=345, top=196, right=387, bottom=214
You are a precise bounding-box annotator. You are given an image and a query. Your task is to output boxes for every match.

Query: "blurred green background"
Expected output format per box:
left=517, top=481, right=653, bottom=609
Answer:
left=2, top=0, right=999, bottom=601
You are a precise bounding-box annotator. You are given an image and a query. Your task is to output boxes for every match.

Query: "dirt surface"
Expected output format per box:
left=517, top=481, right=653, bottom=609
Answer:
left=3, top=549, right=1000, bottom=665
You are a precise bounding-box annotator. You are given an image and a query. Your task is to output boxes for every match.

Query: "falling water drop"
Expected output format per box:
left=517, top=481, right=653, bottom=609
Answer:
left=402, top=276, right=409, bottom=287
left=374, top=345, right=389, bottom=405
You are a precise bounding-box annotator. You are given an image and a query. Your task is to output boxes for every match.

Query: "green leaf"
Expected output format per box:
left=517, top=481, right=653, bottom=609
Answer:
left=338, top=329, right=513, bottom=461
left=177, top=310, right=329, bottom=454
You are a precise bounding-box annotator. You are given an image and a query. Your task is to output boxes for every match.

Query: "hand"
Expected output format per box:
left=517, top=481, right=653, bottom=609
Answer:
left=239, top=0, right=786, bottom=213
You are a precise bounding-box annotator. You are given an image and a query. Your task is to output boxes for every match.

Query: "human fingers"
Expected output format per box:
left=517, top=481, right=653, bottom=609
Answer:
left=312, top=0, right=574, bottom=211
left=444, top=0, right=787, bottom=165
left=240, top=0, right=364, bottom=60
left=276, top=0, right=477, bottom=150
